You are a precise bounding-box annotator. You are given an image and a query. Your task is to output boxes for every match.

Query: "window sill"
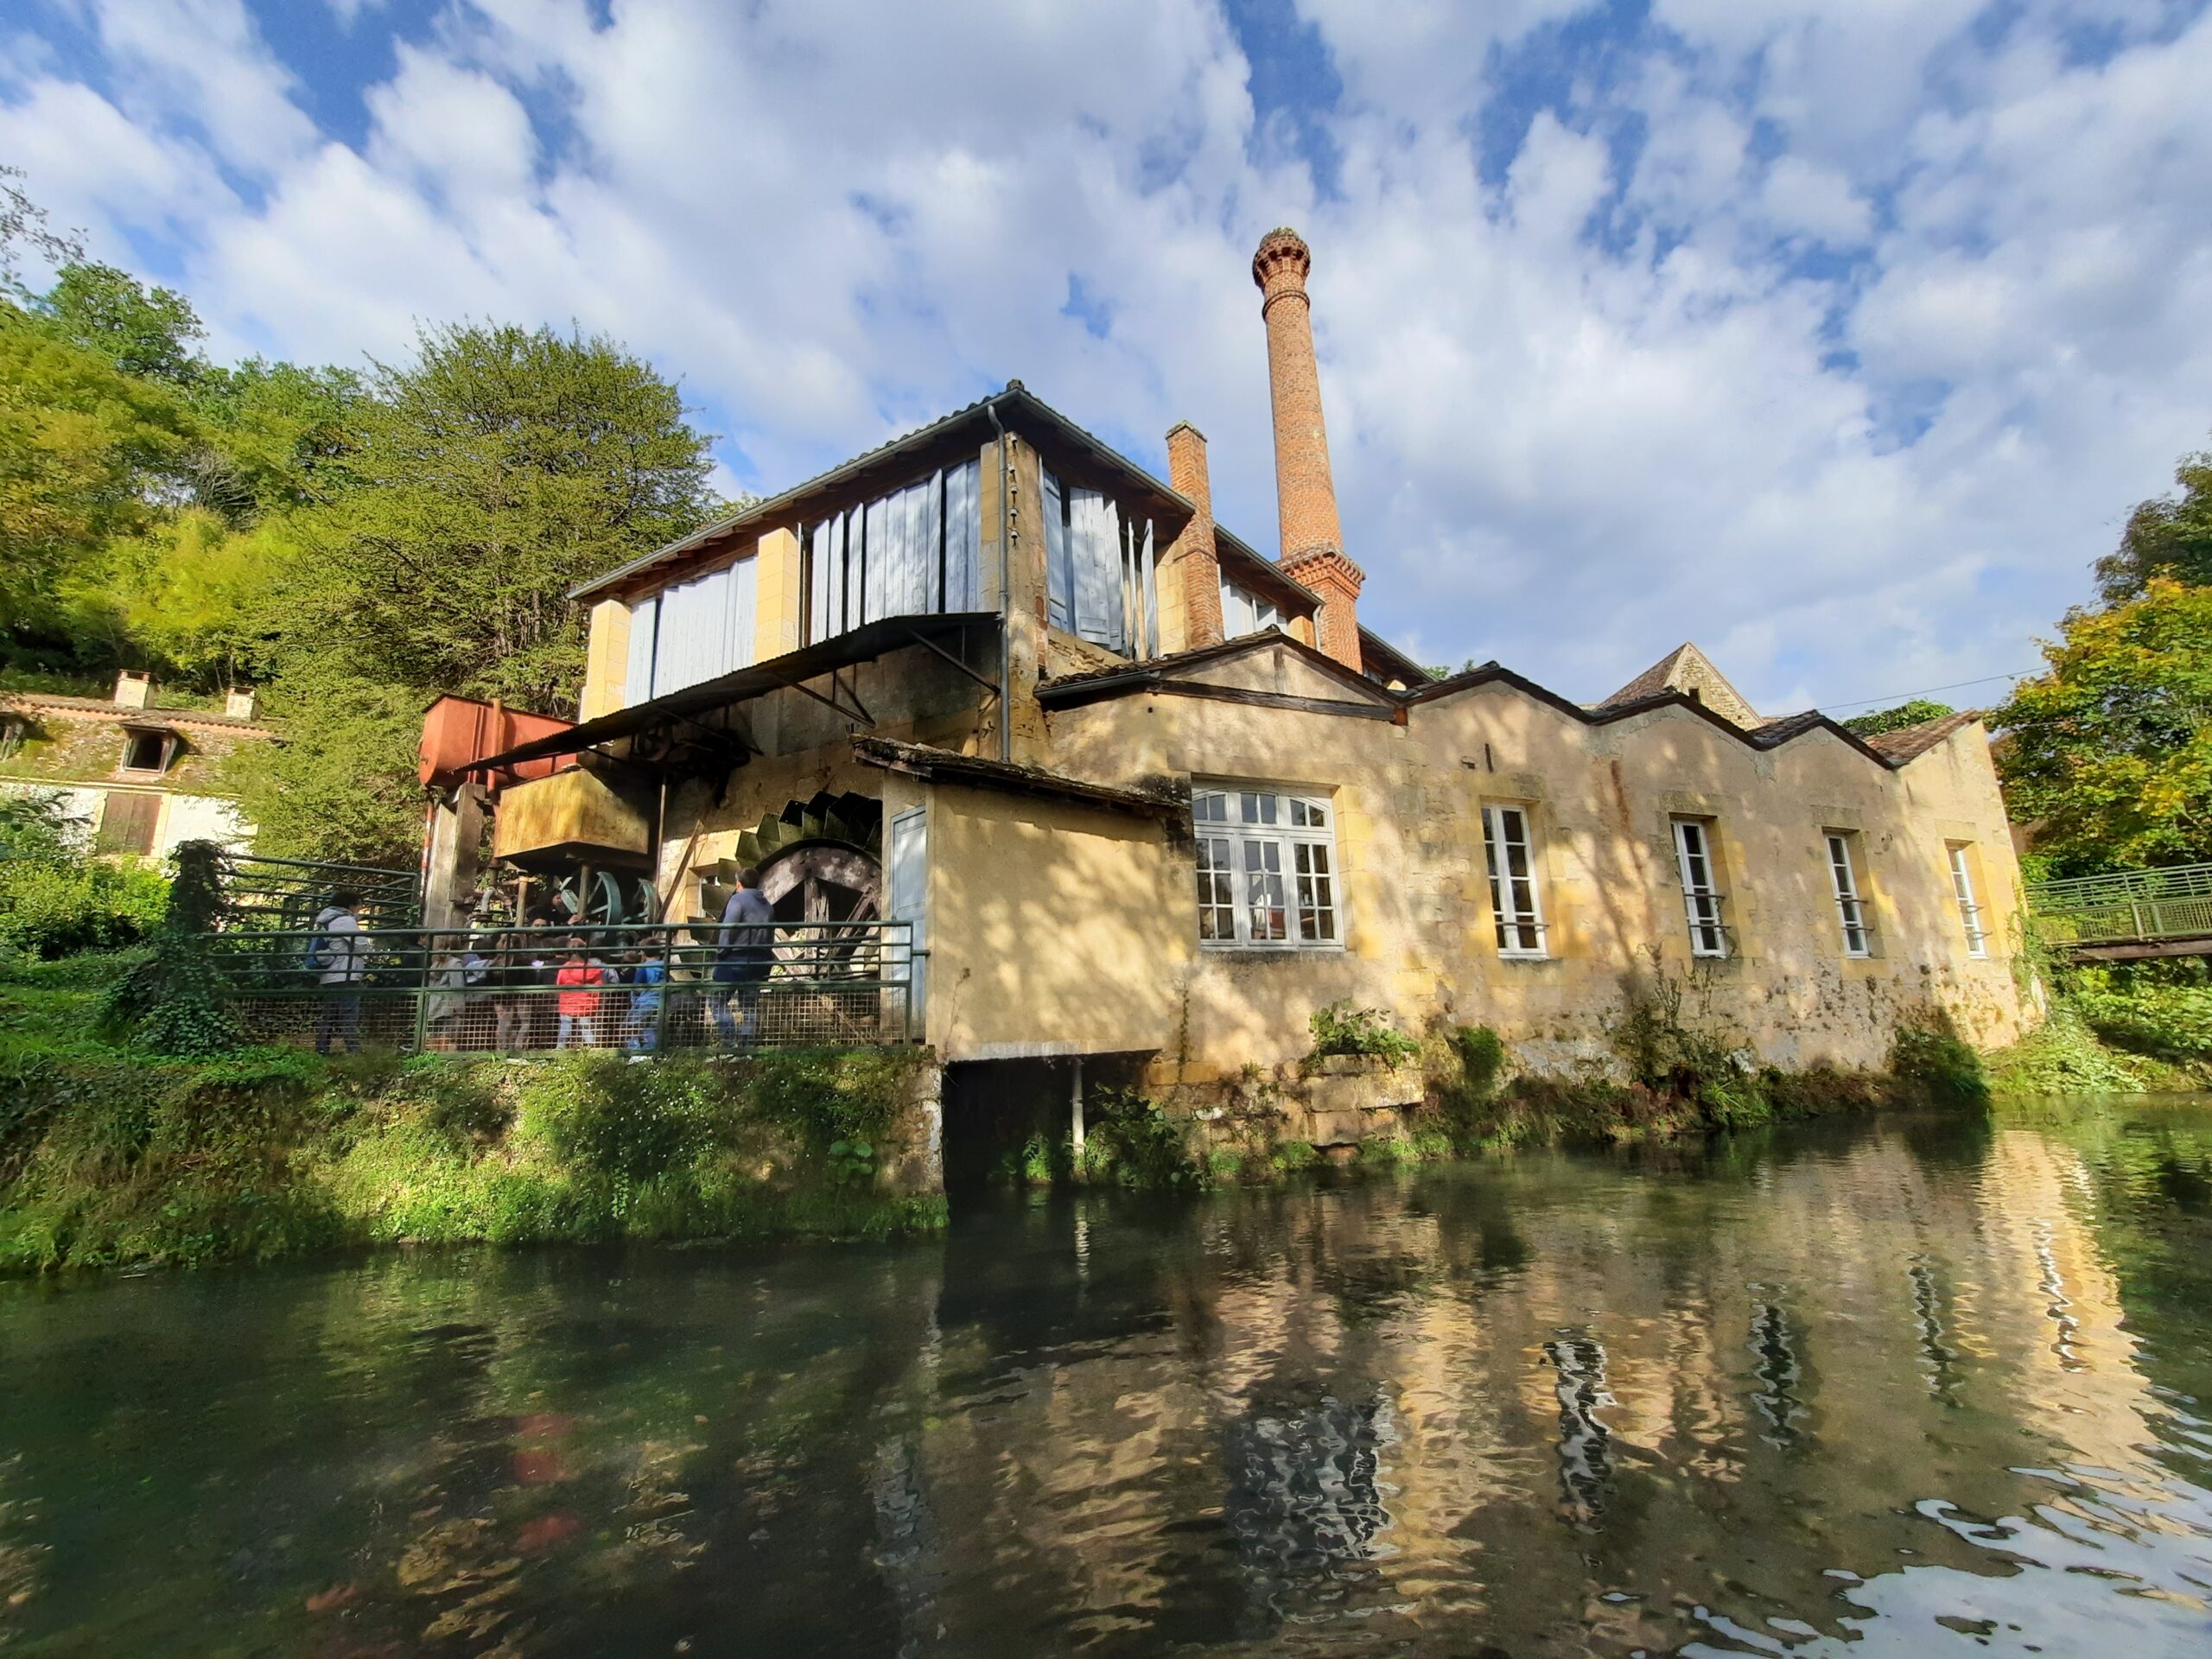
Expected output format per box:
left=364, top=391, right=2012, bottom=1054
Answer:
left=1496, top=950, right=1552, bottom=963
left=1199, top=943, right=1348, bottom=959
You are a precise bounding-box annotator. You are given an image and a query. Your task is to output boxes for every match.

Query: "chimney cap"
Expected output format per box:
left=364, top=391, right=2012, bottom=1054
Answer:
left=1252, top=227, right=1311, bottom=285
left=1165, top=419, right=1207, bottom=444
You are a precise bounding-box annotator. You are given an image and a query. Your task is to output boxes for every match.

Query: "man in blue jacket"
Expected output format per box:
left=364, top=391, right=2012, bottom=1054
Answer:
left=711, top=867, right=774, bottom=1048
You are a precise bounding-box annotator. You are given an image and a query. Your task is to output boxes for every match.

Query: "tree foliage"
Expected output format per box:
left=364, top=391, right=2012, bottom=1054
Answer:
left=282, top=321, right=714, bottom=714
left=1841, top=698, right=1956, bottom=738
left=35, top=262, right=207, bottom=387
left=2095, top=448, right=2212, bottom=601
left=1995, top=578, right=2212, bottom=874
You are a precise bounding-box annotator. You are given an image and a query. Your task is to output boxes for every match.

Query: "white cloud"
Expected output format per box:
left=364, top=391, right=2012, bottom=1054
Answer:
left=3, top=0, right=2209, bottom=716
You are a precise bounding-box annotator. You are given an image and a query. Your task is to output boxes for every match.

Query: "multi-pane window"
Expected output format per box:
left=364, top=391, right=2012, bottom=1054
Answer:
left=1825, top=833, right=1872, bottom=957
left=1193, top=787, right=1338, bottom=948
left=1948, top=844, right=1987, bottom=957
left=1482, top=804, right=1547, bottom=957
left=1671, top=818, right=1729, bottom=957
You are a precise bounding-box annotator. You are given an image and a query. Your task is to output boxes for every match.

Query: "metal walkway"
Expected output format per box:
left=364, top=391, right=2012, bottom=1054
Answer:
left=2027, top=862, right=2212, bottom=960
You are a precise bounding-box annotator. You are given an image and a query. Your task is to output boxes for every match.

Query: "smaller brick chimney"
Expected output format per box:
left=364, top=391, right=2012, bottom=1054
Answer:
left=1164, top=422, right=1224, bottom=651
left=112, top=670, right=151, bottom=709
left=1253, top=227, right=1363, bottom=672
left=225, top=687, right=258, bottom=721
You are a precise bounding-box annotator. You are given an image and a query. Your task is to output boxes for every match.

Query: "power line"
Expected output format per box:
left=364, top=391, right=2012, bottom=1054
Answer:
left=1819, top=669, right=2043, bottom=713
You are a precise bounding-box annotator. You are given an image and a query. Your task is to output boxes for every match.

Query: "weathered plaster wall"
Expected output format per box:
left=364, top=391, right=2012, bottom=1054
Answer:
left=921, top=781, right=1186, bottom=1060
left=1039, top=656, right=2028, bottom=1076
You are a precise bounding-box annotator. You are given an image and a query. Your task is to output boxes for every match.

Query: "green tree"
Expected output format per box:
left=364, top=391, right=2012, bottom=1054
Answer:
left=1841, top=698, right=1956, bottom=738
left=35, top=261, right=207, bottom=387
left=0, top=307, right=194, bottom=643
left=220, top=664, right=426, bottom=866
left=2095, top=444, right=2212, bottom=601
left=1994, top=578, right=2212, bottom=874
left=63, top=508, right=295, bottom=685
left=186, top=358, right=364, bottom=522
left=283, top=321, right=715, bottom=713
left=0, top=165, right=82, bottom=298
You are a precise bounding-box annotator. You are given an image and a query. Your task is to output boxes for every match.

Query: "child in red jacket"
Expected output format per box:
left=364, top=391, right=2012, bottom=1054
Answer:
left=554, top=938, right=602, bottom=1048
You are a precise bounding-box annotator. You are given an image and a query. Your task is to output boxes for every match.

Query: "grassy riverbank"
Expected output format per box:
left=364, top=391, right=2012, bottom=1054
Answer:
left=0, top=952, right=944, bottom=1272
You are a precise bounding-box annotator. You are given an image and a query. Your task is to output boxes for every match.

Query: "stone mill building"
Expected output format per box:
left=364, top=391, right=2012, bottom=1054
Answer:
left=443, top=229, right=2031, bottom=1164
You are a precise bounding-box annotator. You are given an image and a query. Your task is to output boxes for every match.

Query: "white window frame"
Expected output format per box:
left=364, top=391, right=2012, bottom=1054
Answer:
left=1482, top=804, right=1548, bottom=958
left=1192, top=785, right=1340, bottom=950
left=1948, top=844, right=1987, bottom=958
left=1671, top=817, right=1730, bottom=958
left=1825, top=832, right=1872, bottom=958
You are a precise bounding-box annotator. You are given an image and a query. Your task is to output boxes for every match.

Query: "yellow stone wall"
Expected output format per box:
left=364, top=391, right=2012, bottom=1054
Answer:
left=1035, top=660, right=2030, bottom=1075
left=578, top=599, right=632, bottom=721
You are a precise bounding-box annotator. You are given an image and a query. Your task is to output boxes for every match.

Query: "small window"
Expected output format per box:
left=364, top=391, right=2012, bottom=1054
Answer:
left=1948, top=844, right=1987, bottom=958
left=1482, top=804, right=1548, bottom=957
left=1192, top=785, right=1339, bottom=949
left=1825, top=833, right=1872, bottom=957
left=121, top=729, right=171, bottom=773
left=1672, top=818, right=1729, bottom=958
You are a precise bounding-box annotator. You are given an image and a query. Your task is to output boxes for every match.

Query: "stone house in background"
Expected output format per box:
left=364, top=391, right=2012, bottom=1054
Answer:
left=0, top=671, right=270, bottom=858
left=442, top=227, right=2031, bottom=1162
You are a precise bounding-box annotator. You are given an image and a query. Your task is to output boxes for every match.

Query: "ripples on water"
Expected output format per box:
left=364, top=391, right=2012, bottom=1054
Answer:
left=3, top=1102, right=2210, bottom=1656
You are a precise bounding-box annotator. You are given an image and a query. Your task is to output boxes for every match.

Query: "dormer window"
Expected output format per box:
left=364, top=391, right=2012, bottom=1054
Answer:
left=1043, top=467, right=1157, bottom=658
left=120, top=727, right=177, bottom=774
left=1220, top=577, right=1283, bottom=639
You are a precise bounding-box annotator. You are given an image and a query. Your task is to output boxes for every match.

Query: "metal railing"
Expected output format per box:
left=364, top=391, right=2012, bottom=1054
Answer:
left=2026, top=861, right=2212, bottom=948
left=212, top=851, right=423, bottom=931
left=190, top=918, right=917, bottom=1054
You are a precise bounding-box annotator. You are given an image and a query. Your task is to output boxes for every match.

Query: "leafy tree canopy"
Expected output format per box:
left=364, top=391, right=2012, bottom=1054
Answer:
left=2094, top=446, right=2212, bottom=602
left=219, top=663, right=427, bottom=868
left=1840, top=698, right=1956, bottom=738
left=276, top=321, right=715, bottom=714
left=35, top=261, right=207, bottom=386
left=1994, top=578, right=2212, bottom=875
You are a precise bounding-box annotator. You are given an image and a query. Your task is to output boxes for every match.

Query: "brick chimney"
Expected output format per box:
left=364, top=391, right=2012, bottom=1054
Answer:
left=1164, top=422, right=1224, bottom=651
left=1252, top=227, right=1363, bottom=672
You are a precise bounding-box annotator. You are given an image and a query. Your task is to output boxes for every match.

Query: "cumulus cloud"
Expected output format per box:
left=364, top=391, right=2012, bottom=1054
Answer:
left=2, top=0, right=2209, bottom=715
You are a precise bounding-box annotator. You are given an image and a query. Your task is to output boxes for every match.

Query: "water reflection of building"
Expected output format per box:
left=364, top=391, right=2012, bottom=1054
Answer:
left=878, top=1124, right=2184, bottom=1655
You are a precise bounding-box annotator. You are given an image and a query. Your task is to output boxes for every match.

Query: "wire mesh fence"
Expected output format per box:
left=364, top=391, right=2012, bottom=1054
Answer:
left=193, top=919, right=916, bottom=1055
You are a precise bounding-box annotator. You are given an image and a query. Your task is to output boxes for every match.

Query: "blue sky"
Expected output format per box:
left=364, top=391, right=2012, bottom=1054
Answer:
left=6, top=0, right=2211, bottom=713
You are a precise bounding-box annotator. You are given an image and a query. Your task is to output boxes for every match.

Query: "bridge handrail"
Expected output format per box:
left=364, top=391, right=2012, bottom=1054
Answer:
left=2025, top=861, right=2212, bottom=913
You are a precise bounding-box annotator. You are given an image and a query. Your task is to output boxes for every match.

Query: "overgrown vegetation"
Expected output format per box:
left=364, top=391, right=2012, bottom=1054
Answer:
left=0, top=792, right=166, bottom=958
left=1308, top=1001, right=1421, bottom=1065
left=0, top=952, right=940, bottom=1271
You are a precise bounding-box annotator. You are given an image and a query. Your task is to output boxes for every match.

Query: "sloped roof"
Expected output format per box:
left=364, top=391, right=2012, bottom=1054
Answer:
left=852, top=735, right=1186, bottom=819
left=1035, top=626, right=1398, bottom=711
left=1599, top=643, right=1760, bottom=728
left=1862, top=710, right=1985, bottom=763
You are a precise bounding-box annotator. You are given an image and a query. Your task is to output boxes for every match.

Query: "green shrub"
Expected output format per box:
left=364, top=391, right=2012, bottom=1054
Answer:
left=520, top=1052, right=711, bottom=1185
left=0, top=859, right=168, bottom=957
left=1451, top=1025, right=1505, bottom=1096
left=2072, top=981, right=2212, bottom=1067
left=1890, top=1022, right=1991, bottom=1109
left=1308, top=1001, right=1421, bottom=1064
left=1081, top=1088, right=1211, bottom=1190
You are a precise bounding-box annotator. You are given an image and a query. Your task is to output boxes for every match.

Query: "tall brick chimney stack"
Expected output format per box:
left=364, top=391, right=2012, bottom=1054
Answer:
left=1165, top=422, right=1224, bottom=650
left=1252, top=227, right=1363, bottom=672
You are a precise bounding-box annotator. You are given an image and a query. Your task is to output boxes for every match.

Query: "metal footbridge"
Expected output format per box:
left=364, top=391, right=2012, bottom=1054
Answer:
left=2027, top=862, right=2212, bottom=961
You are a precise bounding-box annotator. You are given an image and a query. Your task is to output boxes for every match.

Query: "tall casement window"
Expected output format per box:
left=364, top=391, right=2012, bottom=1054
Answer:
left=1482, top=804, right=1547, bottom=957
left=1671, top=817, right=1729, bottom=958
left=803, top=459, right=984, bottom=647
left=1043, top=467, right=1158, bottom=658
left=1193, top=786, right=1338, bottom=948
left=1948, top=844, right=1988, bottom=958
left=1824, top=833, right=1872, bottom=957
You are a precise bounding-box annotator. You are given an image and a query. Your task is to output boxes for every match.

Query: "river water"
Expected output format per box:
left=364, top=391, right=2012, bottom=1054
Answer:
left=3, top=1103, right=2210, bottom=1657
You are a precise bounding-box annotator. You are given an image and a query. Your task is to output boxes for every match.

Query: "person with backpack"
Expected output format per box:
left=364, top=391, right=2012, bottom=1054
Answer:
left=310, top=890, right=367, bottom=1055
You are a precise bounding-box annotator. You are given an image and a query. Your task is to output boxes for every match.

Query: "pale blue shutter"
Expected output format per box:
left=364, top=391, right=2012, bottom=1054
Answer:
left=727, top=555, right=756, bottom=671
left=944, top=459, right=980, bottom=610
left=624, top=594, right=659, bottom=703
left=1070, top=486, right=1119, bottom=648
left=1044, top=467, right=1071, bottom=632
left=1135, top=516, right=1157, bottom=658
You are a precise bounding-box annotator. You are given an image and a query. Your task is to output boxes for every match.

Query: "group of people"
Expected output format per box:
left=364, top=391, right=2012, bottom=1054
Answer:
left=305, top=867, right=778, bottom=1056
